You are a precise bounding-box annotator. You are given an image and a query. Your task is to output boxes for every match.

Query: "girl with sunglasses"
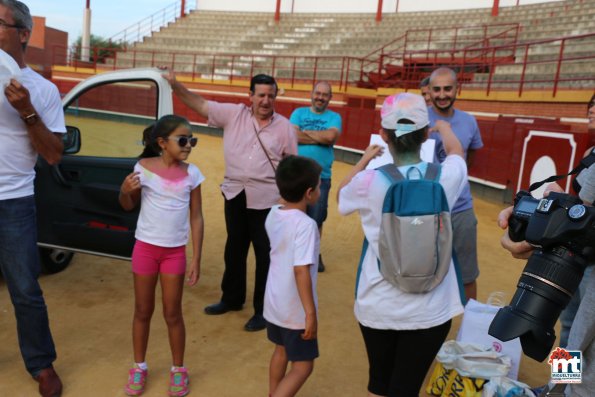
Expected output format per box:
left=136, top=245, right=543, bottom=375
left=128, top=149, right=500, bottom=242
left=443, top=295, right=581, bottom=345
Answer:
left=119, top=115, right=204, bottom=396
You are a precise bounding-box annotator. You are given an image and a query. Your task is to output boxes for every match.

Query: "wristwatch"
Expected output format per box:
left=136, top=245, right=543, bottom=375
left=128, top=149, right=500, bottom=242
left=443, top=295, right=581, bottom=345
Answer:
left=21, top=112, right=39, bottom=126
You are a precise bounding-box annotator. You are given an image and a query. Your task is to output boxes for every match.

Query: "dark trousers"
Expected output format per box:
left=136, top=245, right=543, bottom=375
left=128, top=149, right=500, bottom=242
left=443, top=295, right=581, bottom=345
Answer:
left=0, top=196, right=57, bottom=377
left=221, top=191, right=271, bottom=314
left=359, top=320, right=451, bottom=397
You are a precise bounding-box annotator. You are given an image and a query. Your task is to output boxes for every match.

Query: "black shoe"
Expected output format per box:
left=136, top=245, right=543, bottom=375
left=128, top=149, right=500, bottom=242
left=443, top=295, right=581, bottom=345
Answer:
left=204, top=301, right=242, bottom=315
left=318, top=254, right=325, bottom=273
left=244, top=313, right=266, bottom=332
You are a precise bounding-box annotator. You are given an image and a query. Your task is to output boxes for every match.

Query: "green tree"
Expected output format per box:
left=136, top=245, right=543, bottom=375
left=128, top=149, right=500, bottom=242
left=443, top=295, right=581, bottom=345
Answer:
left=71, top=34, right=125, bottom=63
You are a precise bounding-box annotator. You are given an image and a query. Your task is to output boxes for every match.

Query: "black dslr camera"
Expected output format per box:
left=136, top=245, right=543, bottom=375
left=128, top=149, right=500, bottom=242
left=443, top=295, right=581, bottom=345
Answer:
left=488, top=191, right=595, bottom=361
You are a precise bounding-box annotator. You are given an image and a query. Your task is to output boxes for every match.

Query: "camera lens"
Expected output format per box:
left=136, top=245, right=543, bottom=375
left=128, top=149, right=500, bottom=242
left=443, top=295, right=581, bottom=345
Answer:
left=522, top=247, right=585, bottom=299
left=489, top=246, right=587, bottom=361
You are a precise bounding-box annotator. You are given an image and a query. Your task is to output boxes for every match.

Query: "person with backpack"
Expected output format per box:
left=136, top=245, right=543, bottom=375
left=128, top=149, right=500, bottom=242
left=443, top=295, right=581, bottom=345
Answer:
left=337, top=93, right=467, bottom=397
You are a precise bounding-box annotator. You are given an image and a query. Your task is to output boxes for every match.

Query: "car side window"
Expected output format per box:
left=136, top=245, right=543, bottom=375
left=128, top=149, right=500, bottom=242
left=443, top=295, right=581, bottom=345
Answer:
left=64, top=80, right=158, bottom=158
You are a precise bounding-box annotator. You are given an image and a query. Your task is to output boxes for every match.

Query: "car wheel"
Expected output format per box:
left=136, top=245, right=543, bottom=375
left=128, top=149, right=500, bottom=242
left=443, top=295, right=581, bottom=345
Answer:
left=39, top=248, right=74, bottom=274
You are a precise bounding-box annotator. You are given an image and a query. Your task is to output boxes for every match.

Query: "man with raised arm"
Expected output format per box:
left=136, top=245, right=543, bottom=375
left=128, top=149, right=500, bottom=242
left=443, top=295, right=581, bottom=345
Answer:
left=164, top=72, right=297, bottom=332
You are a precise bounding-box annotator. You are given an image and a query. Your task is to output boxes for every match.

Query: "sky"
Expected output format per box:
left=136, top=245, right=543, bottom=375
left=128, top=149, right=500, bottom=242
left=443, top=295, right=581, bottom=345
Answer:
left=25, top=0, right=562, bottom=44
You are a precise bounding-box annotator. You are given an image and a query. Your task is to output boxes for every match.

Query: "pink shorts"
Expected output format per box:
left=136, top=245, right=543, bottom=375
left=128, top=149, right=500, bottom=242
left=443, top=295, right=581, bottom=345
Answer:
left=132, top=240, right=186, bottom=275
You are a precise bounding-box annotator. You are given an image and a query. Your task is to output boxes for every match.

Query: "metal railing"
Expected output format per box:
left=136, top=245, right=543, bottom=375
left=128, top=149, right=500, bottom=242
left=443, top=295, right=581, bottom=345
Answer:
left=108, top=0, right=194, bottom=47
left=55, top=32, right=595, bottom=97
left=359, top=23, right=521, bottom=85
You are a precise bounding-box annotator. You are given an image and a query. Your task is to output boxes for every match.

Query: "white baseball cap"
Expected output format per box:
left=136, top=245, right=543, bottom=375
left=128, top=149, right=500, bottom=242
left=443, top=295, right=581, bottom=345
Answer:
left=380, top=93, right=429, bottom=137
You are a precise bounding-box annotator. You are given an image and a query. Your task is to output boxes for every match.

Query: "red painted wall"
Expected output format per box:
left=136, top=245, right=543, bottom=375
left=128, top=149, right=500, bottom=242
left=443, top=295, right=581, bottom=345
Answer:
left=53, top=78, right=591, bottom=196
left=172, top=94, right=592, bottom=193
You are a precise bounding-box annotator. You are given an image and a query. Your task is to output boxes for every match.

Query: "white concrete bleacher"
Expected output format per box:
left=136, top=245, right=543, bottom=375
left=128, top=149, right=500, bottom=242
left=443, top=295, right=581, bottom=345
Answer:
left=106, top=0, right=594, bottom=88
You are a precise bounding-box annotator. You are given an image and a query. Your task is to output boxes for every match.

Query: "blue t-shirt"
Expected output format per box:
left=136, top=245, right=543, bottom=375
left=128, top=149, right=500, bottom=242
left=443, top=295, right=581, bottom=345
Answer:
left=290, top=107, right=342, bottom=179
left=428, top=107, right=483, bottom=213
left=398, top=161, right=429, bottom=180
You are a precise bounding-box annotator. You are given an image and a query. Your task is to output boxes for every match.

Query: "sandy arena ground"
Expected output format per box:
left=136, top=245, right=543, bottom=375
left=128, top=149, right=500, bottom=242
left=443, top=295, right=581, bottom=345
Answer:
left=0, top=133, right=553, bottom=396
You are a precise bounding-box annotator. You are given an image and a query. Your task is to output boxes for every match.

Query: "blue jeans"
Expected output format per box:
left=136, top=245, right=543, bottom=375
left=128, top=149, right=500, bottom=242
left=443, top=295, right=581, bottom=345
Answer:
left=0, top=195, right=57, bottom=377
left=307, top=178, right=331, bottom=228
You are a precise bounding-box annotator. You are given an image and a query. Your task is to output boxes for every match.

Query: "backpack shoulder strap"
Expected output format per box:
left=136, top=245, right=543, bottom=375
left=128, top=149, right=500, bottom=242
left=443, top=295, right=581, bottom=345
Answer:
left=424, top=162, right=442, bottom=182
left=377, top=163, right=404, bottom=183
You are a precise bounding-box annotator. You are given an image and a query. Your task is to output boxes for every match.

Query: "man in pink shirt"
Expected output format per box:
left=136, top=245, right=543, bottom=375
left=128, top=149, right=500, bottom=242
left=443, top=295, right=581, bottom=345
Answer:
left=165, top=73, right=297, bottom=331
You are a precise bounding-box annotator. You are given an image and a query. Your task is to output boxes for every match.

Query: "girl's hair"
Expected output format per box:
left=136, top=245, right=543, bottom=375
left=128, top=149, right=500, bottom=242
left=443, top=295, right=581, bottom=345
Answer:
left=139, top=115, right=191, bottom=158
left=588, top=93, right=595, bottom=111
left=384, top=119, right=427, bottom=155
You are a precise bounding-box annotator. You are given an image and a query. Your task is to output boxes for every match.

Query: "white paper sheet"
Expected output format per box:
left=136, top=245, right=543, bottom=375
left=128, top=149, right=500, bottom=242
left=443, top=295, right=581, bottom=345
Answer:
left=365, top=134, right=436, bottom=169
left=0, top=49, right=21, bottom=89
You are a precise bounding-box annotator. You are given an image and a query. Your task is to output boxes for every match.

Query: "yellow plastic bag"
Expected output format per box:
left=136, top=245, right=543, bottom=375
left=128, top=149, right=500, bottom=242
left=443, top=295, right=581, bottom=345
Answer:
left=441, top=369, right=486, bottom=397
left=426, top=362, right=453, bottom=396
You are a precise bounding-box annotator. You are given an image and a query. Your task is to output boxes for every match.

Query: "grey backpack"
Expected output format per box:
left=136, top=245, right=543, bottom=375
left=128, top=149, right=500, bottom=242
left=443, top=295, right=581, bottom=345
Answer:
left=375, top=163, right=453, bottom=293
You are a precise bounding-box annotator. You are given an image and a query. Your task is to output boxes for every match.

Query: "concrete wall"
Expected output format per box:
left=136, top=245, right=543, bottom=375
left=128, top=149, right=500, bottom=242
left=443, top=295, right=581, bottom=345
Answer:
left=26, top=16, right=68, bottom=78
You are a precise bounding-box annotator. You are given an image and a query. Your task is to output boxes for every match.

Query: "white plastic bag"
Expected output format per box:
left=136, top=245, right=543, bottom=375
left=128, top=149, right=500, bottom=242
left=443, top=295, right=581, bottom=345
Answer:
left=482, top=376, right=536, bottom=397
left=436, top=340, right=512, bottom=379
left=457, top=298, right=522, bottom=379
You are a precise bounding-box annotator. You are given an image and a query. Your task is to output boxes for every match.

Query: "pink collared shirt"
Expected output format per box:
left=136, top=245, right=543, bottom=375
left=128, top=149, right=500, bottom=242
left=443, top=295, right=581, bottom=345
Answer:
left=208, top=101, right=297, bottom=209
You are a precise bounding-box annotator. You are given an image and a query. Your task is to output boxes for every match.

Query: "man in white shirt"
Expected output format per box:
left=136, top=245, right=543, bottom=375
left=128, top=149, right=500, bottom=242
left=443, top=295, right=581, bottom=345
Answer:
left=0, top=1, right=65, bottom=395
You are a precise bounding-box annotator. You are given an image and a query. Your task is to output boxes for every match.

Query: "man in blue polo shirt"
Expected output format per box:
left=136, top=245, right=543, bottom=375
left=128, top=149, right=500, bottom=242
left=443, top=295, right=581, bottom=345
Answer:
left=290, top=81, right=342, bottom=272
left=428, top=67, right=483, bottom=301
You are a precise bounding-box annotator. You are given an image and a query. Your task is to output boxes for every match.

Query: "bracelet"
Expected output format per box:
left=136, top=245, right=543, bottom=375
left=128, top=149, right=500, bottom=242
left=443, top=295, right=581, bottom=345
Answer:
left=21, top=112, right=39, bottom=125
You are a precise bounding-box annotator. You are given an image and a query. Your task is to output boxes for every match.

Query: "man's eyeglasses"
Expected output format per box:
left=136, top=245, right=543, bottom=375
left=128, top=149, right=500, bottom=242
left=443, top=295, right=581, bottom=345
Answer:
left=168, top=135, right=198, bottom=147
left=0, top=19, right=24, bottom=29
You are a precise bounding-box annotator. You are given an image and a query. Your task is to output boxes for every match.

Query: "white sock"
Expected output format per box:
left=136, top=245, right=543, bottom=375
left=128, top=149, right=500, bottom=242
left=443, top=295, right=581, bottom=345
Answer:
left=135, top=362, right=148, bottom=371
left=171, top=365, right=185, bottom=371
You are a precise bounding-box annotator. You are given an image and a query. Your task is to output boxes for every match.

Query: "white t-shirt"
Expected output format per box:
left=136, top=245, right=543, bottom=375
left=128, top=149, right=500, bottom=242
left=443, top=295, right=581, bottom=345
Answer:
left=134, top=162, right=205, bottom=247
left=0, top=67, right=66, bottom=199
left=338, top=155, right=468, bottom=330
left=264, top=205, right=320, bottom=329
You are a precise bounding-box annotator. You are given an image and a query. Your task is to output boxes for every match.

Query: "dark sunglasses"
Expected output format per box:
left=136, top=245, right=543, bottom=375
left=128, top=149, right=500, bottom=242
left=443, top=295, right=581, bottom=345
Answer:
left=168, top=135, right=198, bottom=147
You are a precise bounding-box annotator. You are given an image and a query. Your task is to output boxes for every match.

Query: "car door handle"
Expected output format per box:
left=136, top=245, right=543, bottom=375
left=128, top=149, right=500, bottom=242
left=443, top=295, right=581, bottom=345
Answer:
left=51, top=165, right=72, bottom=187
left=64, top=170, right=82, bottom=181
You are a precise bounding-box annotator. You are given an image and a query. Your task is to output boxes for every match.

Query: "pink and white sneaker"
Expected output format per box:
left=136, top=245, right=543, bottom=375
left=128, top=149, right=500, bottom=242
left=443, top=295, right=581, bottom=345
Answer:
left=168, top=366, right=190, bottom=396
left=124, top=365, right=147, bottom=396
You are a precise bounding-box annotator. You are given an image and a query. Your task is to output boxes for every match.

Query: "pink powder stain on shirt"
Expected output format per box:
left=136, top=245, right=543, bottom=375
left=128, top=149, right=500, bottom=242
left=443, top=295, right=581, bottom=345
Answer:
left=356, top=170, right=378, bottom=196
left=140, top=164, right=189, bottom=193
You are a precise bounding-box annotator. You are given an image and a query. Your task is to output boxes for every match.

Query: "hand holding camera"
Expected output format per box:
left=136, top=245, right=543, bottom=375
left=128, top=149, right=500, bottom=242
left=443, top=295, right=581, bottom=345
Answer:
left=490, top=186, right=595, bottom=361
left=497, top=183, right=565, bottom=260
left=498, top=206, right=533, bottom=260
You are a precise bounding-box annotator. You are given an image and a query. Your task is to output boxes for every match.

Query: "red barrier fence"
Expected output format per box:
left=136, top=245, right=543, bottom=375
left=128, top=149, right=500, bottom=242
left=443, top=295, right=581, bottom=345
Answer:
left=167, top=93, right=591, bottom=195
left=54, top=74, right=590, bottom=196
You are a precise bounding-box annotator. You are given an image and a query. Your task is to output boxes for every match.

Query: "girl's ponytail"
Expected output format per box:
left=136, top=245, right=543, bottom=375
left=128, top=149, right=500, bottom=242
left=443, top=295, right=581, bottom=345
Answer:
left=139, top=124, right=160, bottom=158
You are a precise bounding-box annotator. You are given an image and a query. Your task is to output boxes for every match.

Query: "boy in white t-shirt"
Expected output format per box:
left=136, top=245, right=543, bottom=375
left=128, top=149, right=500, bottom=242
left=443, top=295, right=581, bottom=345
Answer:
left=263, top=155, right=322, bottom=397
